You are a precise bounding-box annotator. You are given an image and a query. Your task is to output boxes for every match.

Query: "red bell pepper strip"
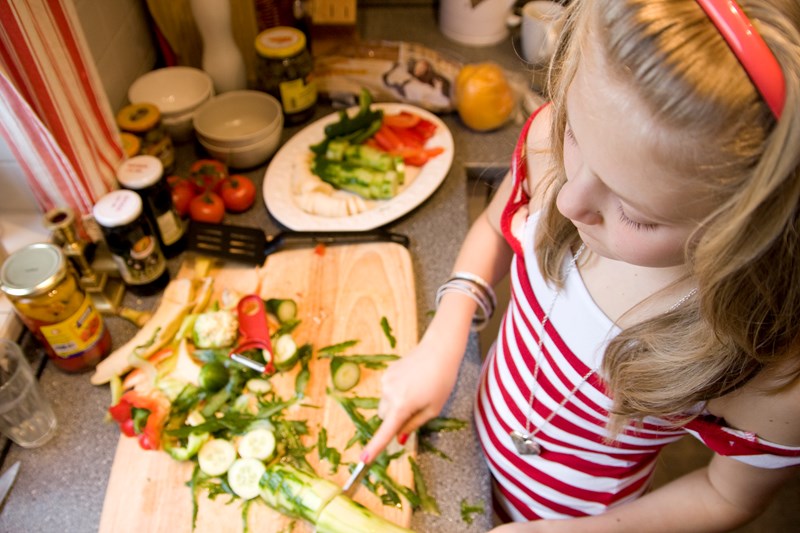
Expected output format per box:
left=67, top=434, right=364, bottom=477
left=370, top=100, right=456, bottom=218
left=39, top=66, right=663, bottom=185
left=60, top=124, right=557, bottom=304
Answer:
left=108, top=389, right=171, bottom=450
left=412, top=118, right=437, bottom=140
left=387, top=125, right=425, bottom=149
left=383, top=111, right=421, bottom=129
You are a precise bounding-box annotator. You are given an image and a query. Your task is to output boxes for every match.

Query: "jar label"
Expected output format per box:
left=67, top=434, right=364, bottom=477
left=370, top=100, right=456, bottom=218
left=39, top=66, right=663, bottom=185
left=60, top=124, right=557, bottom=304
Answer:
left=112, top=235, right=166, bottom=285
left=156, top=210, right=184, bottom=245
left=39, top=295, right=104, bottom=358
left=279, top=78, right=317, bottom=113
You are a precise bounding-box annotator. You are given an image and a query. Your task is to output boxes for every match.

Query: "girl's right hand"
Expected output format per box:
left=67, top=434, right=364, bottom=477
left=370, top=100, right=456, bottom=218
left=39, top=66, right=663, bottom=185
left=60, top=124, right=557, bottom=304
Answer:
left=361, top=329, right=465, bottom=462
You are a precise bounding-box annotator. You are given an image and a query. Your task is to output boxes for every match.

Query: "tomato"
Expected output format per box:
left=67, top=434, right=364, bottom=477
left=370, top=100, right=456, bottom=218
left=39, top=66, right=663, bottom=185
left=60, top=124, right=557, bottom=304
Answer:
left=189, top=159, right=228, bottom=191
left=218, top=175, right=256, bottom=213
left=189, top=191, right=225, bottom=223
left=170, top=180, right=198, bottom=217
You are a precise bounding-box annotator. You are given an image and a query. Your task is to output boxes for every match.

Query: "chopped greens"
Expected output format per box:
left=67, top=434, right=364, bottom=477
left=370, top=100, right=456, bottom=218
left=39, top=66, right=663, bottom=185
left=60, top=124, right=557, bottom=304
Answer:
left=317, top=339, right=359, bottom=355
left=410, top=456, right=440, bottom=516
left=316, top=427, right=342, bottom=473
left=380, top=316, right=397, bottom=348
left=460, top=499, right=485, bottom=524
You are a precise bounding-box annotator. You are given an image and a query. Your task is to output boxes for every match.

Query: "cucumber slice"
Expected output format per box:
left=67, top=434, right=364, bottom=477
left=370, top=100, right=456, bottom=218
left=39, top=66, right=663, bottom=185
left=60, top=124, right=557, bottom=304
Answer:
left=197, top=438, right=237, bottom=477
left=227, top=458, right=266, bottom=500
left=273, top=334, right=299, bottom=372
left=237, top=428, right=276, bottom=461
left=331, top=357, right=360, bottom=392
left=246, top=378, right=272, bottom=394
left=266, top=298, right=298, bottom=324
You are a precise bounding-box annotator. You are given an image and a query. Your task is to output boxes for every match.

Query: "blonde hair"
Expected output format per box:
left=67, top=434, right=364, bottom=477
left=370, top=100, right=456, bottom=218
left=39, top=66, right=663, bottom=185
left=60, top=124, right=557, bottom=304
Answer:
left=535, top=0, right=800, bottom=429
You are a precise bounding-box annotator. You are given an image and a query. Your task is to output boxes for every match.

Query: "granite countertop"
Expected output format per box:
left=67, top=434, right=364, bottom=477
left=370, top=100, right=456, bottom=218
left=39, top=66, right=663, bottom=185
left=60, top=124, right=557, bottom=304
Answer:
left=0, top=5, right=528, bottom=532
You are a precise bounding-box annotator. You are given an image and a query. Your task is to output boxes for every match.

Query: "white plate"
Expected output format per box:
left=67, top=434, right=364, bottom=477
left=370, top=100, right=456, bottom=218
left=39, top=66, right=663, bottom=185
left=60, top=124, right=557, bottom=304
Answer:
left=262, top=103, right=454, bottom=231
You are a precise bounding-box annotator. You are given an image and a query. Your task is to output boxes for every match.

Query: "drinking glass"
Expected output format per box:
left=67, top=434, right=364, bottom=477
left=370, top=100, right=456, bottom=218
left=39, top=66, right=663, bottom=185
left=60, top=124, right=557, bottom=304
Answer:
left=0, top=339, right=57, bottom=447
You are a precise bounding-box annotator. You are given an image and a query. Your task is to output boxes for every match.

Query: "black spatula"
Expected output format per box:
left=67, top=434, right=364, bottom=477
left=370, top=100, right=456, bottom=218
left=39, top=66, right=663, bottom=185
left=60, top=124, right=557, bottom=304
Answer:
left=186, top=221, right=410, bottom=265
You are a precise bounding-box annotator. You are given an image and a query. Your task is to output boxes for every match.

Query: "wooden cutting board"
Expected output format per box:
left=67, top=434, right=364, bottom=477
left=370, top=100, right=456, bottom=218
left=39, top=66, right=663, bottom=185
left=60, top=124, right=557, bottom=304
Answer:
left=98, top=242, right=417, bottom=532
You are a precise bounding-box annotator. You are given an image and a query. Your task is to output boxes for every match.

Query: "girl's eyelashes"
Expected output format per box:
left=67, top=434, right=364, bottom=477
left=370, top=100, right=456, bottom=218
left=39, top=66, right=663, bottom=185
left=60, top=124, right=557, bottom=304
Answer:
left=565, top=125, right=576, bottom=143
left=617, top=205, right=658, bottom=232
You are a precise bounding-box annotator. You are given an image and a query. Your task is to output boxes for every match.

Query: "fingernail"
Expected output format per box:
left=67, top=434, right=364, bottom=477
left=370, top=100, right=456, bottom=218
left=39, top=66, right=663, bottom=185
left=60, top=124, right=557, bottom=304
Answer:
left=398, top=433, right=409, bottom=445
left=360, top=450, right=370, bottom=462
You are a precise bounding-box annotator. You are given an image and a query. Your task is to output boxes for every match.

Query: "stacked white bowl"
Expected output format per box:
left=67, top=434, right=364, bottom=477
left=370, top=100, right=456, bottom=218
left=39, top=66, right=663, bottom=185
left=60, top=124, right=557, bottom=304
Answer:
left=128, top=67, right=215, bottom=142
left=193, top=91, right=284, bottom=169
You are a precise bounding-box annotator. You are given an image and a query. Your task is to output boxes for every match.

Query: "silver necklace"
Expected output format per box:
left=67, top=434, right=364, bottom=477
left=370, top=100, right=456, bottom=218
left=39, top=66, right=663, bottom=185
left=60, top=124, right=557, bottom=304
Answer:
left=509, top=245, right=698, bottom=456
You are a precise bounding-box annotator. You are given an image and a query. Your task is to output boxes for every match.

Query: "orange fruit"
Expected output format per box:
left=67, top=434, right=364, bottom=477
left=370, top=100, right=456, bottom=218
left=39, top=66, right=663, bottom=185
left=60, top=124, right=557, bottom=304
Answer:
left=454, top=62, right=516, bottom=132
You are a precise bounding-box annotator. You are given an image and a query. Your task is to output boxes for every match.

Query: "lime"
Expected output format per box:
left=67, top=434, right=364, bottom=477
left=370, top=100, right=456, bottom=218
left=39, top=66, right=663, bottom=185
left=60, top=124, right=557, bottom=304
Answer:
left=199, top=361, right=230, bottom=392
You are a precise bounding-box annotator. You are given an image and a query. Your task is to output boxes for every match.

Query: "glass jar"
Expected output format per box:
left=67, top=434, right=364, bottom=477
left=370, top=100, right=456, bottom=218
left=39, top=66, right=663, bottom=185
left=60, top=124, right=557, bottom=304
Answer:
left=116, top=103, right=176, bottom=173
left=255, top=26, right=317, bottom=125
left=0, top=243, right=112, bottom=373
left=92, top=189, right=169, bottom=295
left=117, top=155, right=186, bottom=258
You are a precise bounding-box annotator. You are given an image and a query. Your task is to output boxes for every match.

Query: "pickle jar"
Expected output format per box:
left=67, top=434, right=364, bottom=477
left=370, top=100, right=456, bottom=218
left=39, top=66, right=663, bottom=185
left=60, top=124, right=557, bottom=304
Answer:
left=92, top=189, right=169, bottom=295
left=117, top=155, right=186, bottom=258
left=0, top=243, right=112, bottom=373
left=255, top=26, right=317, bottom=125
left=116, top=103, right=176, bottom=173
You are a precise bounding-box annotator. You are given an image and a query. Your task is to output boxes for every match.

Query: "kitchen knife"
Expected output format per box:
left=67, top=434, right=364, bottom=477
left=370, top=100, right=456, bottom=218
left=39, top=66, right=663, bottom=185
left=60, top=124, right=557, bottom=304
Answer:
left=186, top=221, right=410, bottom=265
left=341, top=460, right=370, bottom=498
left=0, top=461, right=20, bottom=509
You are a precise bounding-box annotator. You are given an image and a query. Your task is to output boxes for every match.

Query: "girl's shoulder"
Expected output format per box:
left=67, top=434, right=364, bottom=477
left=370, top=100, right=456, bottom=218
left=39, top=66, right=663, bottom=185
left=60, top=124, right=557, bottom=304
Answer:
left=708, top=365, right=800, bottom=448
left=523, top=104, right=555, bottom=213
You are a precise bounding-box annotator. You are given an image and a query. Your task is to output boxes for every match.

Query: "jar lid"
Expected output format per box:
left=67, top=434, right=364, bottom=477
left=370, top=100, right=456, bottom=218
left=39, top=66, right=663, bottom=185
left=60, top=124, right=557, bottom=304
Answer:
left=116, top=103, right=161, bottom=132
left=92, top=189, right=143, bottom=228
left=0, top=243, right=67, bottom=297
left=255, top=27, right=306, bottom=59
left=117, top=155, right=163, bottom=189
left=120, top=133, right=141, bottom=158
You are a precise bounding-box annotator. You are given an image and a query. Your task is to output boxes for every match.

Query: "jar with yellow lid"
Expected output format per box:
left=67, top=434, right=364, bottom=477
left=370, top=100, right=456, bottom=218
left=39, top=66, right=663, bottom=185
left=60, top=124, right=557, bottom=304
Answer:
left=116, top=103, right=175, bottom=173
left=120, top=132, right=141, bottom=158
left=0, top=243, right=112, bottom=373
left=255, top=26, right=317, bottom=125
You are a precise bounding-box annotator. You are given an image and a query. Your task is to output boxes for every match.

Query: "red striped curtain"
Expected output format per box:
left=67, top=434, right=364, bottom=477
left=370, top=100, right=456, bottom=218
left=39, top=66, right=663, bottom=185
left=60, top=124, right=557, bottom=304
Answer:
left=0, top=0, right=122, bottom=217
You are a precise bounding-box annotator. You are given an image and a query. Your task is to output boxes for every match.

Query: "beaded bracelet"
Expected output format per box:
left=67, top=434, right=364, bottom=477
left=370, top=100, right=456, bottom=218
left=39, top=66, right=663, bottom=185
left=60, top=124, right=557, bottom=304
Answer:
left=434, top=272, right=496, bottom=331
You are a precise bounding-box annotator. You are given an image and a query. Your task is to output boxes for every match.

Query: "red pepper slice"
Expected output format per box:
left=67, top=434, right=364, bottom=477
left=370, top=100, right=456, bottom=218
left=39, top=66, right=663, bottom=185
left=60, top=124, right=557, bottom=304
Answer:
left=108, top=389, right=171, bottom=450
left=383, top=111, right=421, bottom=129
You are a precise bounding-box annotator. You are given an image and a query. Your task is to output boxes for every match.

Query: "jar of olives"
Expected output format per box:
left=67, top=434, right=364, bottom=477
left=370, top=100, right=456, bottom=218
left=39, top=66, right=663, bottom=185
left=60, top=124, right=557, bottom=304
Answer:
left=0, top=243, right=112, bottom=372
left=116, top=103, right=176, bottom=173
left=255, top=26, right=317, bottom=125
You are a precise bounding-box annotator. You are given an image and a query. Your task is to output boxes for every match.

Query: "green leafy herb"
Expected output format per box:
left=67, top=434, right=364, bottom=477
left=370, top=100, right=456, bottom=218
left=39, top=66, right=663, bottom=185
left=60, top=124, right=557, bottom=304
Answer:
left=317, top=339, right=359, bottom=355
left=294, top=343, right=313, bottom=398
left=460, top=499, right=485, bottom=524
left=330, top=391, right=380, bottom=445
left=409, top=456, right=440, bottom=516
left=380, top=316, right=397, bottom=348
left=319, top=353, right=400, bottom=370
left=131, top=407, right=150, bottom=434
left=419, top=435, right=451, bottom=461
left=420, top=417, right=468, bottom=434
left=273, top=318, right=301, bottom=337
left=316, top=427, right=342, bottom=473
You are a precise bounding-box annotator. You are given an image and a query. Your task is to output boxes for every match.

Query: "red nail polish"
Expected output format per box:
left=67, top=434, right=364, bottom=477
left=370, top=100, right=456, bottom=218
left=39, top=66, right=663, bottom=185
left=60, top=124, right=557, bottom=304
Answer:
left=398, top=433, right=408, bottom=445
left=360, top=450, right=370, bottom=462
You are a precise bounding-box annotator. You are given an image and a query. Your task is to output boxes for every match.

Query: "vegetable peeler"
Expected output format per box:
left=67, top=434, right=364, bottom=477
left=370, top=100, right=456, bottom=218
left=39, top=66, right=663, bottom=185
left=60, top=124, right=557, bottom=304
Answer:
left=186, top=221, right=410, bottom=265
left=229, top=294, right=276, bottom=375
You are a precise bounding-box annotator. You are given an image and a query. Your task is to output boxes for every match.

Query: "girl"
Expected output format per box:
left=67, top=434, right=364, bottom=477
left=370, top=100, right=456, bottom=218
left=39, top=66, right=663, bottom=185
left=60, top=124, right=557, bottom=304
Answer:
left=363, top=0, right=800, bottom=530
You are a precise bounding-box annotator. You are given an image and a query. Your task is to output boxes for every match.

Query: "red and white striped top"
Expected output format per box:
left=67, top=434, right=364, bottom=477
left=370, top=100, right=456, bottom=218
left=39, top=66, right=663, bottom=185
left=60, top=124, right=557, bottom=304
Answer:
left=474, top=108, right=800, bottom=522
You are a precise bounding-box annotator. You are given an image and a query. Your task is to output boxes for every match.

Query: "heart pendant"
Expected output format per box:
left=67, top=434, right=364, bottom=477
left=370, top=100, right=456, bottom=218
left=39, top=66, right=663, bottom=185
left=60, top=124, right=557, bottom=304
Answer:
left=509, top=430, right=541, bottom=455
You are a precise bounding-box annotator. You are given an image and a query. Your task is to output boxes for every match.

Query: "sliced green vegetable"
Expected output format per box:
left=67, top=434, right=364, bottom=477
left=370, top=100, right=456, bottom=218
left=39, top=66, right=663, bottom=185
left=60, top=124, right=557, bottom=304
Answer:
left=227, top=457, right=266, bottom=500
left=331, top=357, right=360, bottom=391
left=237, top=428, right=276, bottom=461
left=265, top=298, right=298, bottom=324
left=197, top=438, right=237, bottom=476
left=246, top=378, right=272, bottom=394
left=199, top=361, right=230, bottom=392
left=273, top=334, right=299, bottom=372
left=316, top=494, right=414, bottom=533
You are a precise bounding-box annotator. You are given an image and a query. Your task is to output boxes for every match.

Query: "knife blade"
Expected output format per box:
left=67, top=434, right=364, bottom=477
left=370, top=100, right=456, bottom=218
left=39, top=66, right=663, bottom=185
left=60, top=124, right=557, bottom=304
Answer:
left=341, top=460, right=369, bottom=497
left=0, top=461, right=20, bottom=509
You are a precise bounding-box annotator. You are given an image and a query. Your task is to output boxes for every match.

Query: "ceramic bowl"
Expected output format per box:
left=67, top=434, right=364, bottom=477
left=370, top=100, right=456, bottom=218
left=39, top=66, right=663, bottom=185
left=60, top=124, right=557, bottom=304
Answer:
left=197, top=119, right=283, bottom=169
left=193, top=91, right=283, bottom=148
left=128, top=67, right=214, bottom=116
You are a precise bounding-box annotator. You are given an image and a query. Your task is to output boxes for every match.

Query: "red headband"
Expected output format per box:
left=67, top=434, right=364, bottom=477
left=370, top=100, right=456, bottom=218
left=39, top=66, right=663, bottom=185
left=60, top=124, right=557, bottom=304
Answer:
left=696, top=0, right=785, bottom=118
